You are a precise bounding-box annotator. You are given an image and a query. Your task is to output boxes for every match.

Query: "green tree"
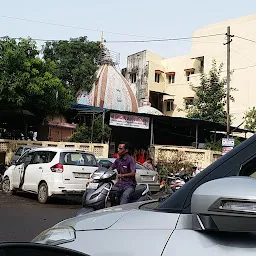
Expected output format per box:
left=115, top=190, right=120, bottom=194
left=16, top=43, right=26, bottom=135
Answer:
left=43, top=37, right=101, bottom=95
left=205, top=136, right=242, bottom=152
left=244, top=107, right=256, bottom=131
left=187, top=59, right=234, bottom=123
left=0, top=37, right=74, bottom=117
left=70, top=116, right=111, bottom=143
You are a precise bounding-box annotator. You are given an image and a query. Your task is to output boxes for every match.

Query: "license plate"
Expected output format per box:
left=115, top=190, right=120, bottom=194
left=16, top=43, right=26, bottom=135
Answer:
left=87, top=183, right=98, bottom=189
left=74, top=173, right=89, bottom=179
left=141, top=176, right=154, bottom=181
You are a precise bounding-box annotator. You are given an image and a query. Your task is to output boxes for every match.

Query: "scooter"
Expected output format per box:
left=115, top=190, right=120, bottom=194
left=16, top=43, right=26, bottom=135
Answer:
left=75, top=167, right=152, bottom=216
left=0, top=163, right=7, bottom=189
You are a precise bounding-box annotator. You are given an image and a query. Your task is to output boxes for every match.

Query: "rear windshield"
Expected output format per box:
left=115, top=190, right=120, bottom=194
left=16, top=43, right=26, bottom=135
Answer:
left=136, top=163, right=146, bottom=169
left=60, top=152, right=98, bottom=167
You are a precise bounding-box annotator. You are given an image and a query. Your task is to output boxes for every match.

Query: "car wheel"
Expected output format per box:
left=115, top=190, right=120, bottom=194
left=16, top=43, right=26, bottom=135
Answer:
left=2, top=177, right=12, bottom=194
left=38, top=182, right=49, bottom=204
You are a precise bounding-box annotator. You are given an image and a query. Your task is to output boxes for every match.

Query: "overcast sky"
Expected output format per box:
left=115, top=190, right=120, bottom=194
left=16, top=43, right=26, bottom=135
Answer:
left=1, top=0, right=256, bottom=67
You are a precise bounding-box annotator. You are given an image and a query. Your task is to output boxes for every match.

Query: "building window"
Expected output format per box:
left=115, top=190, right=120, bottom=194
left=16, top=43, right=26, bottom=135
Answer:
left=184, top=98, right=194, bottom=109
left=155, top=73, right=160, bottom=83
left=200, top=58, right=204, bottom=73
left=186, top=70, right=194, bottom=81
left=166, top=100, right=174, bottom=112
left=168, top=74, right=175, bottom=84
left=130, top=73, right=137, bottom=83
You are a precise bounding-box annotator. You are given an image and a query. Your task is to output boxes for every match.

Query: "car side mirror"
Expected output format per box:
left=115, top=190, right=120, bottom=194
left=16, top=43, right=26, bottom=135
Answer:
left=191, top=176, right=256, bottom=232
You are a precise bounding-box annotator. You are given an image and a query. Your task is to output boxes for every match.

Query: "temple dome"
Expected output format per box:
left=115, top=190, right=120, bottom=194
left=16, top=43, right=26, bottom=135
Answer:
left=138, top=105, right=164, bottom=115
left=77, top=64, right=138, bottom=112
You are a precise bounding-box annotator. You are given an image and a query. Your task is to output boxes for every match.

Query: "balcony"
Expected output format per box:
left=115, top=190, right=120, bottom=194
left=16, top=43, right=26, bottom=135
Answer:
left=188, top=73, right=201, bottom=87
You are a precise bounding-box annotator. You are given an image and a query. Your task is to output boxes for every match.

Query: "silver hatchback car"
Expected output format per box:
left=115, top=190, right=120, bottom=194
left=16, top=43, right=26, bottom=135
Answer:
left=33, top=135, right=256, bottom=256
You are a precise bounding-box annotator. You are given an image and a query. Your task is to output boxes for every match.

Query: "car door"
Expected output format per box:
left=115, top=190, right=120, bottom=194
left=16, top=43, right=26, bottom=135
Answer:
left=12, top=152, right=34, bottom=189
left=10, top=147, right=24, bottom=165
left=23, top=151, right=55, bottom=192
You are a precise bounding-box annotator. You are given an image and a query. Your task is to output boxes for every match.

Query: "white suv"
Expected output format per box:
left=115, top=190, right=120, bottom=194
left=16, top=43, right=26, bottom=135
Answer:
left=2, top=147, right=98, bottom=203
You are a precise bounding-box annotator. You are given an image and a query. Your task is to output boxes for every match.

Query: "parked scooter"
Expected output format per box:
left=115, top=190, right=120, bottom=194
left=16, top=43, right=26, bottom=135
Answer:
left=0, top=163, right=7, bottom=187
left=166, top=173, right=188, bottom=192
left=75, top=167, right=152, bottom=216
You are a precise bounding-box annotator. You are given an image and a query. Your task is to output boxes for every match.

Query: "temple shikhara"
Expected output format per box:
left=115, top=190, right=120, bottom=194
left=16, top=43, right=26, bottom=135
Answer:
left=77, top=47, right=163, bottom=115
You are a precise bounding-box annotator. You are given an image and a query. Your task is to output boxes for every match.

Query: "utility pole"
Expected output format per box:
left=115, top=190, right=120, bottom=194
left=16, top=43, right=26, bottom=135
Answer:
left=224, top=26, right=234, bottom=138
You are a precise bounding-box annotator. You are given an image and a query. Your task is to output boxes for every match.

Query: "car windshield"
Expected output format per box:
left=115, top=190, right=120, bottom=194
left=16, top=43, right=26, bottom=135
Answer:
left=136, top=163, right=145, bottom=169
left=15, top=147, right=24, bottom=156
left=60, top=152, right=98, bottom=167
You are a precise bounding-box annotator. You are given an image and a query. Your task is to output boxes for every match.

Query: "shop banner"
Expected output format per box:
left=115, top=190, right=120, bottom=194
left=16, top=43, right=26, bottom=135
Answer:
left=109, top=113, right=150, bottom=129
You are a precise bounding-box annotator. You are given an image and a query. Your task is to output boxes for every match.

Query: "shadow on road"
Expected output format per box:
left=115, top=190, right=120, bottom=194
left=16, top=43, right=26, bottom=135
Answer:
left=13, top=191, right=82, bottom=205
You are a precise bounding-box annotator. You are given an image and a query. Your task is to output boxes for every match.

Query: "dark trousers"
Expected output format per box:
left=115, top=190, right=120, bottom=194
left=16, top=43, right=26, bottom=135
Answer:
left=111, top=185, right=135, bottom=205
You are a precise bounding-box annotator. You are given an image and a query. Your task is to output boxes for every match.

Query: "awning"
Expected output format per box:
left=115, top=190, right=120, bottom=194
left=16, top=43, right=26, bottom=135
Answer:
left=150, top=90, right=171, bottom=96
left=165, top=72, right=175, bottom=75
left=70, top=103, right=254, bottom=134
left=184, top=68, right=195, bottom=72
left=47, top=122, right=76, bottom=129
left=183, top=96, right=194, bottom=99
left=163, top=95, right=175, bottom=101
left=155, top=69, right=164, bottom=73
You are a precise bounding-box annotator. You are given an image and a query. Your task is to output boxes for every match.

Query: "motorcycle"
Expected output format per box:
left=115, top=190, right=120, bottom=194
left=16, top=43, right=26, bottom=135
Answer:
left=0, top=163, right=7, bottom=189
left=166, top=174, right=186, bottom=192
left=75, top=167, right=152, bottom=217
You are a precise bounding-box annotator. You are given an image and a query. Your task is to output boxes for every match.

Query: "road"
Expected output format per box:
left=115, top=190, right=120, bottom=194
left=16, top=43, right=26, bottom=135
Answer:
left=0, top=191, right=81, bottom=242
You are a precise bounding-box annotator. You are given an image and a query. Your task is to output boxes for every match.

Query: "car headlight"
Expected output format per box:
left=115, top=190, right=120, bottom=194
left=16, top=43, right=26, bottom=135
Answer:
left=32, top=226, right=76, bottom=245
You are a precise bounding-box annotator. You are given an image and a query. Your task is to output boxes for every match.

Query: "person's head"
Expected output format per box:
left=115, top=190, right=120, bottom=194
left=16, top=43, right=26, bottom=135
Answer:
left=117, top=141, right=129, bottom=157
left=147, top=158, right=153, bottom=164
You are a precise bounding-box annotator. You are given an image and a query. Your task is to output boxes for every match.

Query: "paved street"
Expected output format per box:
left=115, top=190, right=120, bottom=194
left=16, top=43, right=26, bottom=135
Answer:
left=0, top=191, right=81, bottom=242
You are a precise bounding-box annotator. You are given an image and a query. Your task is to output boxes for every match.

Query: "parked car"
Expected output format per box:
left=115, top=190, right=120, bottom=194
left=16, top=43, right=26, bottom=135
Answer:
left=97, top=158, right=160, bottom=192
left=10, top=145, right=40, bottom=165
left=2, top=148, right=98, bottom=203
left=33, top=134, right=256, bottom=255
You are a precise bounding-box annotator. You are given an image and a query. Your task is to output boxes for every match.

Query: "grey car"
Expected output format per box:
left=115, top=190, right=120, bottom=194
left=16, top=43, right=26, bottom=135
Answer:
left=32, top=135, right=256, bottom=255
left=97, top=158, right=160, bottom=192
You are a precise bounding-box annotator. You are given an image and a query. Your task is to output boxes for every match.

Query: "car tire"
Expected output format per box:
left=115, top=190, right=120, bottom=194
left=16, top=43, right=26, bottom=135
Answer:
left=2, top=177, right=15, bottom=195
left=38, top=182, right=49, bottom=204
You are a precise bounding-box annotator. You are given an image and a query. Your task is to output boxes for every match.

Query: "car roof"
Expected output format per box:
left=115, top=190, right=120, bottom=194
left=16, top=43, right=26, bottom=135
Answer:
left=97, top=158, right=116, bottom=162
left=27, top=147, right=94, bottom=155
left=18, top=145, right=40, bottom=149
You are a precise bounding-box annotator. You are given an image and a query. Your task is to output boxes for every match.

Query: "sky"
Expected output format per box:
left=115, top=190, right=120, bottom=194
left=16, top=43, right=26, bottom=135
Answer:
left=1, top=0, right=256, bottom=68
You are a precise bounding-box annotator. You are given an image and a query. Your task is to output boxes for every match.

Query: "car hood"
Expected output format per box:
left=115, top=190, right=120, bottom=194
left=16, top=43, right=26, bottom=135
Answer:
left=55, top=201, right=177, bottom=231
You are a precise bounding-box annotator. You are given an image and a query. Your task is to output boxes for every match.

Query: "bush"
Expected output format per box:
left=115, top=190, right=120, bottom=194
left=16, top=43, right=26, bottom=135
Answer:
left=157, top=151, right=194, bottom=179
left=69, top=116, right=111, bottom=143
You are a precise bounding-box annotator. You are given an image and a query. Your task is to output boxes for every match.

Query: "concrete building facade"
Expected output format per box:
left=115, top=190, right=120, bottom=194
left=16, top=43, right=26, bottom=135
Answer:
left=123, top=13, right=256, bottom=127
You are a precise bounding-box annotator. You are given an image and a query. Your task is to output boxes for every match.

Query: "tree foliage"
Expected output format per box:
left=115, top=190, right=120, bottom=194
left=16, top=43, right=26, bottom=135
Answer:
left=0, top=37, right=74, bottom=117
left=187, top=60, right=234, bottom=124
left=70, top=116, right=111, bottom=143
left=205, top=136, right=242, bottom=152
left=244, top=107, right=256, bottom=131
left=43, top=37, right=101, bottom=95
left=157, top=151, right=194, bottom=177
